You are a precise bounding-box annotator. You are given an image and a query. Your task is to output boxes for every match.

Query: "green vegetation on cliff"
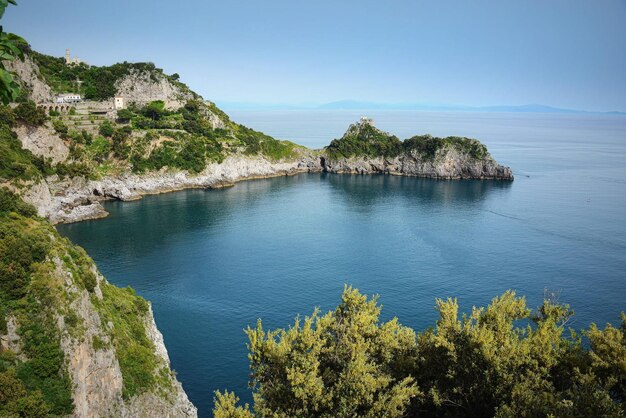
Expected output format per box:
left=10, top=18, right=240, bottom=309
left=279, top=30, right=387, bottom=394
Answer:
left=0, top=190, right=73, bottom=416
left=17, top=42, right=303, bottom=169
left=18, top=41, right=196, bottom=102
left=325, top=121, right=489, bottom=161
left=326, top=122, right=403, bottom=158
left=0, top=189, right=175, bottom=414
left=215, top=286, right=626, bottom=417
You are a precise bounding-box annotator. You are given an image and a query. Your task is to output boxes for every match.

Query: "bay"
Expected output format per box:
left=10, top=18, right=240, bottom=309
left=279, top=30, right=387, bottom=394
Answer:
left=57, top=110, right=626, bottom=416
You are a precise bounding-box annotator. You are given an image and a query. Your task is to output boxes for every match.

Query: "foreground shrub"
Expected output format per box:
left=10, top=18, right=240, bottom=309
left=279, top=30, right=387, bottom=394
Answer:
left=215, top=287, right=626, bottom=417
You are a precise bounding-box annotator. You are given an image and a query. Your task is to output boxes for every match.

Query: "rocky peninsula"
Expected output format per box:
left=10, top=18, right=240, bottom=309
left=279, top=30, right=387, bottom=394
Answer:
left=322, top=117, right=513, bottom=180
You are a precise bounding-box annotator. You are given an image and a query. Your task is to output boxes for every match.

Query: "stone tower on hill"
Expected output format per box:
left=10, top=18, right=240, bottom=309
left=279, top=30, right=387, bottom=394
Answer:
left=65, top=49, right=82, bottom=65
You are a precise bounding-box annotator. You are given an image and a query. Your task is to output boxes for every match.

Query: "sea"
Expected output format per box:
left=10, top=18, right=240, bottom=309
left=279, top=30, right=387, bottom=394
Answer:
left=57, top=110, right=626, bottom=416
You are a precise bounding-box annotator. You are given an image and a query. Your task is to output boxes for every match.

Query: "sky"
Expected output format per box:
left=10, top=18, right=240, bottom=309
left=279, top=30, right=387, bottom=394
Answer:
left=5, top=0, right=626, bottom=111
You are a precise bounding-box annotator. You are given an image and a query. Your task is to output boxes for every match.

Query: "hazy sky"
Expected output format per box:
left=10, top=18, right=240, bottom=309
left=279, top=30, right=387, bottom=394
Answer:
left=6, top=0, right=626, bottom=111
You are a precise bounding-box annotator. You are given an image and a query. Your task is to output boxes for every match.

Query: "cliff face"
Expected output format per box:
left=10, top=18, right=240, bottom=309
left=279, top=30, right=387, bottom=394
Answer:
left=0, top=201, right=197, bottom=417
left=322, top=149, right=513, bottom=179
left=3, top=54, right=54, bottom=103
left=114, top=70, right=195, bottom=110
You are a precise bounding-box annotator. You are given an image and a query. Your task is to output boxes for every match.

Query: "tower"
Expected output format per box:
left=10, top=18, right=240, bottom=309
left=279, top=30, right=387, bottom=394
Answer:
left=65, top=49, right=71, bottom=64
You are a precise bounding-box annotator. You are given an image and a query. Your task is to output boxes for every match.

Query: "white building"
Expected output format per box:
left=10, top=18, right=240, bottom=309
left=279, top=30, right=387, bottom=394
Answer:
left=56, top=93, right=82, bottom=104
left=360, top=116, right=374, bottom=125
left=65, top=49, right=83, bottom=65
left=114, top=96, right=125, bottom=110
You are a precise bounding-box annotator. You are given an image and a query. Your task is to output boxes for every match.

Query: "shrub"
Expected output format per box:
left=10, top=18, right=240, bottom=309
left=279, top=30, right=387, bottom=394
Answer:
left=215, top=287, right=626, bottom=417
left=54, top=162, right=92, bottom=179
left=0, top=188, right=37, bottom=217
left=98, top=120, right=115, bottom=137
left=116, top=108, right=133, bottom=123
left=0, top=125, right=47, bottom=181
left=325, top=123, right=402, bottom=158
left=52, top=120, right=68, bottom=138
left=13, top=101, right=47, bottom=126
left=87, top=136, right=111, bottom=163
left=0, top=105, right=16, bottom=127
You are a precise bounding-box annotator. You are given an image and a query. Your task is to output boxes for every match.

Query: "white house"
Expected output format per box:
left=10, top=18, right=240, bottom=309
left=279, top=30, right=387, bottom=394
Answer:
left=114, top=96, right=125, bottom=110
left=56, top=93, right=82, bottom=104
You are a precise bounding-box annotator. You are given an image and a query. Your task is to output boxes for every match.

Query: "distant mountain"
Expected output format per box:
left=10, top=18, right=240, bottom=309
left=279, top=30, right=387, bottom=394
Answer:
left=217, top=99, right=626, bottom=115
left=318, top=101, right=626, bottom=115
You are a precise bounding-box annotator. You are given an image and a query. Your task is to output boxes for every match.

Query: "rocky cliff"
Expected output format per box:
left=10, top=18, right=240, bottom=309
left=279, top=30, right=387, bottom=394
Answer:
left=4, top=54, right=54, bottom=103
left=0, top=193, right=196, bottom=417
left=114, top=69, right=195, bottom=110
left=24, top=153, right=322, bottom=224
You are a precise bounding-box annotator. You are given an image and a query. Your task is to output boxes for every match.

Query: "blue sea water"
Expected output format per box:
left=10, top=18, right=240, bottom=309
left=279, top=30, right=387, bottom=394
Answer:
left=57, top=110, right=626, bottom=416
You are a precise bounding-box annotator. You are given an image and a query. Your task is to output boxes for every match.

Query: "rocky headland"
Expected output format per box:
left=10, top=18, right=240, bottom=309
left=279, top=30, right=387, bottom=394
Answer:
left=322, top=118, right=513, bottom=180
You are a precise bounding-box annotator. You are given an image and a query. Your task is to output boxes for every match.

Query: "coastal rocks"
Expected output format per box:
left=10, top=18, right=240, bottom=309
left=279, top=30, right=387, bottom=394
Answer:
left=323, top=149, right=514, bottom=180
left=26, top=153, right=323, bottom=224
left=322, top=120, right=513, bottom=180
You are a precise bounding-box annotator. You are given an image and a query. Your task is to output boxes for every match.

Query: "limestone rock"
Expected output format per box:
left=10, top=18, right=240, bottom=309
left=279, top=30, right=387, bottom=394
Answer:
left=3, top=54, right=54, bottom=103
left=114, top=70, right=194, bottom=110
left=15, top=123, right=70, bottom=163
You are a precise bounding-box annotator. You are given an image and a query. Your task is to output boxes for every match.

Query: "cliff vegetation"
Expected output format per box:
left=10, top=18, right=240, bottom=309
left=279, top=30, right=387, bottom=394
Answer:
left=215, top=286, right=626, bottom=418
left=326, top=120, right=488, bottom=161
left=0, top=188, right=185, bottom=416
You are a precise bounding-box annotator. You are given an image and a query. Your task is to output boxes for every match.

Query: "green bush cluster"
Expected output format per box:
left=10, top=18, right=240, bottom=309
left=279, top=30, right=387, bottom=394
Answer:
left=52, top=119, right=68, bottom=138
left=54, top=161, right=93, bottom=179
left=215, top=287, right=626, bottom=418
left=91, top=282, right=169, bottom=399
left=326, top=123, right=403, bottom=158
left=325, top=124, right=490, bottom=161
left=232, top=123, right=298, bottom=160
left=0, top=192, right=74, bottom=416
left=131, top=130, right=223, bottom=174
left=13, top=101, right=47, bottom=126
left=0, top=188, right=37, bottom=217
left=404, top=134, right=488, bottom=160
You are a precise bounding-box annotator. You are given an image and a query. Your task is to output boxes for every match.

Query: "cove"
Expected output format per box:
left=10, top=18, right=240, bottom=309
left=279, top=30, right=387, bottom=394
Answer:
left=57, top=170, right=626, bottom=416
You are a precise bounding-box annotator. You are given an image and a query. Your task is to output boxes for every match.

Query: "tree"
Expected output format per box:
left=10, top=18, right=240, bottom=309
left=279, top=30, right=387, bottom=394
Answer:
left=215, top=286, right=420, bottom=418
left=142, top=100, right=165, bottom=121
left=13, top=101, right=46, bottom=125
left=98, top=120, right=114, bottom=137
left=214, top=288, right=626, bottom=417
left=116, top=108, right=133, bottom=123
left=0, top=0, right=25, bottom=104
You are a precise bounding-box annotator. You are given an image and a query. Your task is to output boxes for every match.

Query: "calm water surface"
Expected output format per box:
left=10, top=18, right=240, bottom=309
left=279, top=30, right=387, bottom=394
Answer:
left=57, top=111, right=626, bottom=416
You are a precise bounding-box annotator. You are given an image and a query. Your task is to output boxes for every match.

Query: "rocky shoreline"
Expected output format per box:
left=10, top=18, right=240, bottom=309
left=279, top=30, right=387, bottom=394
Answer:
left=321, top=151, right=513, bottom=180
left=24, top=154, right=323, bottom=224
left=23, top=149, right=513, bottom=225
